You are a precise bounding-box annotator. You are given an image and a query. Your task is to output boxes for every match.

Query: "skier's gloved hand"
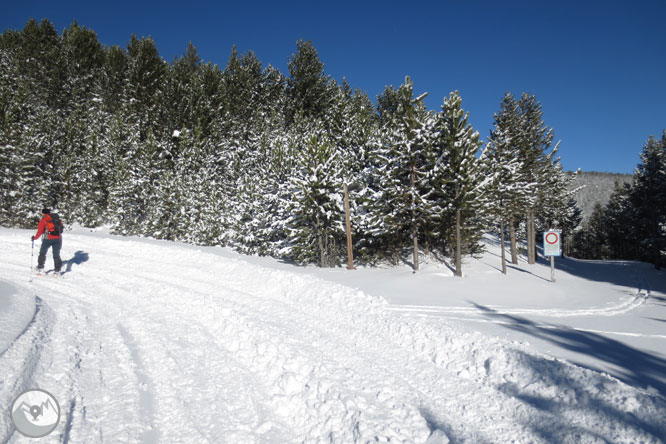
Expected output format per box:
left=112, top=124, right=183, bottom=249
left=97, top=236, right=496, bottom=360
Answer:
left=31, top=236, right=35, bottom=241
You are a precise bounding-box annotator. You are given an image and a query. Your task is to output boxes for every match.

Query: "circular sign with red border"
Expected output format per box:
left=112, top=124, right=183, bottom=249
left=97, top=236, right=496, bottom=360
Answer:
left=545, top=232, right=559, bottom=245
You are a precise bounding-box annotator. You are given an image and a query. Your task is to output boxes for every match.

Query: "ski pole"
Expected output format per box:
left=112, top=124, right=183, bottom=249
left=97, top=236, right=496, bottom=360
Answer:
left=30, top=239, right=34, bottom=280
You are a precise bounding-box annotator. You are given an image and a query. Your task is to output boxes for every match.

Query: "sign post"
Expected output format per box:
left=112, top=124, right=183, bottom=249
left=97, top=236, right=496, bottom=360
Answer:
left=543, top=230, right=561, bottom=282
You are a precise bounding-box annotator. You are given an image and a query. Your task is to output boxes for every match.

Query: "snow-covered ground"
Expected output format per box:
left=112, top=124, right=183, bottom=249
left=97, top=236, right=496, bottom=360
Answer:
left=1, top=226, right=665, bottom=443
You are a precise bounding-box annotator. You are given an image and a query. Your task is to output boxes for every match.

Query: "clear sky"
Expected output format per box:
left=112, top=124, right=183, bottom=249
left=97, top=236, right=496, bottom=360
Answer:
left=4, top=0, right=665, bottom=174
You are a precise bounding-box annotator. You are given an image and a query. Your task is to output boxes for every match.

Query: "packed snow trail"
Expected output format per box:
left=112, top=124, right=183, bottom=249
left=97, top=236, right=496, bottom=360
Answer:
left=1, top=228, right=665, bottom=443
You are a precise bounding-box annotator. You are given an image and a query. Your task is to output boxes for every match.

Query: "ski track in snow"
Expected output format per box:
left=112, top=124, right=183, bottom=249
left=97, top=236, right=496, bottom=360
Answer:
left=386, top=269, right=664, bottom=340
left=388, top=278, right=650, bottom=319
left=1, top=230, right=665, bottom=443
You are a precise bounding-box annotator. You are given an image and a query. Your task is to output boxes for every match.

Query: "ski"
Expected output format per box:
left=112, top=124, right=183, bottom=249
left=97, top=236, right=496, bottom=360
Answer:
left=31, top=269, right=64, bottom=278
left=45, top=270, right=64, bottom=278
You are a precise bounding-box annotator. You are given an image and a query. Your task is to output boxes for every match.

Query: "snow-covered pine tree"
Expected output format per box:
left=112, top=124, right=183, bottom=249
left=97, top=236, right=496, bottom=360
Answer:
left=286, top=128, right=345, bottom=267
left=1, top=107, right=55, bottom=226
left=515, top=93, right=557, bottom=263
left=61, top=21, right=103, bottom=105
left=14, top=19, right=64, bottom=110
left=286, top=39, right=336, bottom=127
left=532, top=142, right=582, bottom=255
left=53, top=22, right=108, bottom=226
left=371, top=77, right=432, bottom=270
left=231, top=128, right=291, bottom=255
left=572, top=202, right=607, bottom=259
left=99, top=45, right=129, bottom=115
left=571, top=175, right=638, bottom=262
left=106, top=113, right=147, bottom=235
left=485, top=94, right=535, bottom=274
left=429, top=91, right=484, bottom=276
left=126, top=35, right=167, bottom=142
left=163, top=42, right=202, bottom=136
left=629, top=132, right=666, bottom=268
left=249, top=130, right=297, bottom=257
left=0, top=20, right=63, bottom=226
left=324, top=79, right=379, bottom=266
left=0, top=30, right=25, bottom=225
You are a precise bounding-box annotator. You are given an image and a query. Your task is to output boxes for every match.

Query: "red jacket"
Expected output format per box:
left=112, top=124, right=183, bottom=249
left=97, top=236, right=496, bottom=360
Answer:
left=34, top=215, right=62, bottom=240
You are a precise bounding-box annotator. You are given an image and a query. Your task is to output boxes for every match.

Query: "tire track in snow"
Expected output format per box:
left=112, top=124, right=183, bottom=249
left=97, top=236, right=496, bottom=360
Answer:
left=131, top=256, right=599, bottom=443
left=2, top=267, right=162, bottom=443
left=0, top=294, right=54, bottom=443
left=116, top=324, right=159, bottom=444
left=55, top=241, right=501, bottom=442
left=69, top=262, right=297, bottom=443
left=90, top=263, right=429, bottom=442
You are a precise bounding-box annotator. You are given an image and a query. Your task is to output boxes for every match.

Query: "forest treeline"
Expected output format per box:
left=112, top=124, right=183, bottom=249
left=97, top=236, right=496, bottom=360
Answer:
left=4, top=18, right=650, bottom=272
left=570, top=133, right=666, bottom=268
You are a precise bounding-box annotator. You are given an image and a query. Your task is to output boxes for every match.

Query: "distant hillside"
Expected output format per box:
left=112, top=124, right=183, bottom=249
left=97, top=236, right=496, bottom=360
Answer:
left=568, top=171, right=632, bottom=221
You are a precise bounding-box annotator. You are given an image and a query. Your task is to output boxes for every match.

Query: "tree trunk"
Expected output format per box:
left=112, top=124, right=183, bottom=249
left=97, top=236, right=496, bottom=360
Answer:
left=343, top=183, right=354, bottom=270
left=526, top=210, right=532, bottom=264
left=500, top=219, right=507, bottom=275
left=316, top=214, right=326, bottom=268
left=412, top=224, right=419, bottom=272
left=509, top=218, right=518, bottom=265
left=455, top=209, right=462, bottom=277
left=527, top=209, right=536, bottom=264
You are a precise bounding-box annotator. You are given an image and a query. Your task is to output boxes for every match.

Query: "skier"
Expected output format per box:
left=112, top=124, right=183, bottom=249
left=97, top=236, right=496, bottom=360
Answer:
left=31, top=208, right=64, bottom=273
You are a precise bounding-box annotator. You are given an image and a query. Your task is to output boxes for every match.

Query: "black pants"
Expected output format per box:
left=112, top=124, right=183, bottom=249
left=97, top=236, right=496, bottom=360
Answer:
left=38, top=238, right=62, bottom=271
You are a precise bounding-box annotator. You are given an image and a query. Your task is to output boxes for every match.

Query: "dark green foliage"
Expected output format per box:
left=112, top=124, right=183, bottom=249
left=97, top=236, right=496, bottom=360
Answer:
left=429, top=91, right=485, bottom=274
left=286, top=39, right=335, bottom=125
left=369, top=77, right=432, bottom=268
left=1, top=19, right=587, bottom=271
left=287, top=131, right=345, bottom=267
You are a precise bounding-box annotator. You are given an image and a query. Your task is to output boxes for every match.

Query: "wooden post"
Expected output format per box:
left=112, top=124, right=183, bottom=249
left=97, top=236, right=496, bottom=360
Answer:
left=411, top=166, right=419, bottom=272
left=343, top=183, right=355, bottom=270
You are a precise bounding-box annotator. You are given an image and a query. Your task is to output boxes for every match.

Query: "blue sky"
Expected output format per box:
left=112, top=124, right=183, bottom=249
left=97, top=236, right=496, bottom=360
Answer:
left=4, top=0, right=666, bottom=174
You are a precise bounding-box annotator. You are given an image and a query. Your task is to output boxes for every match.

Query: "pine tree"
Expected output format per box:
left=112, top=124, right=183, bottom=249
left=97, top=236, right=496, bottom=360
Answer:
left=243, top=130, right=296, bottom=257
left=0, top=29, right=24, bottom=225
left=286, top=129, right=345, bottom=267
left=516, top=93, right=565, bottom=264
left=162, top=41, right=202, bottom=140
left=429, top=91, right=484, bottom=276
left=61, top=21, right=103, bottom=104
left=100, top=45, right=128, bottom=114
left=371, top=77, right=431, bottom=270
left=324, top=80, right=379, bottom=265
left=533, top=145, right=581, bottom=255
left=488, top=94, right=525, bottom=265
left=630, top=132, right=666, bottom=268
left=286, top=39, right=334, bottom=126
left=484, top=95, right=535, bottom=274
left=106, top=113, right=147, bottom=235
left=16, top=19, right=65, bottom=109
left=126, top=35, right=167, bottom=141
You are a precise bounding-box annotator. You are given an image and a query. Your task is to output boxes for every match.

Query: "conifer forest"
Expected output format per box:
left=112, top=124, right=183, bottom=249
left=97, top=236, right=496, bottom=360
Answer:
left=1, top=19, right=664, bottom=269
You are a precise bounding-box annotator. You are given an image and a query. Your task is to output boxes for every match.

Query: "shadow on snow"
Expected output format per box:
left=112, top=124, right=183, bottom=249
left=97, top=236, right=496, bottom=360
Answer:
left=473, top=303, right=666, bottom=442
left=62, top=251, right=89, bottom=274
left=473, top=303, right=666, bottom=399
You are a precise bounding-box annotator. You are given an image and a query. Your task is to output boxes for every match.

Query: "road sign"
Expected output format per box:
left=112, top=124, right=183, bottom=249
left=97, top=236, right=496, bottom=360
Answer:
left=544, top=230, right=561, bottom=257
